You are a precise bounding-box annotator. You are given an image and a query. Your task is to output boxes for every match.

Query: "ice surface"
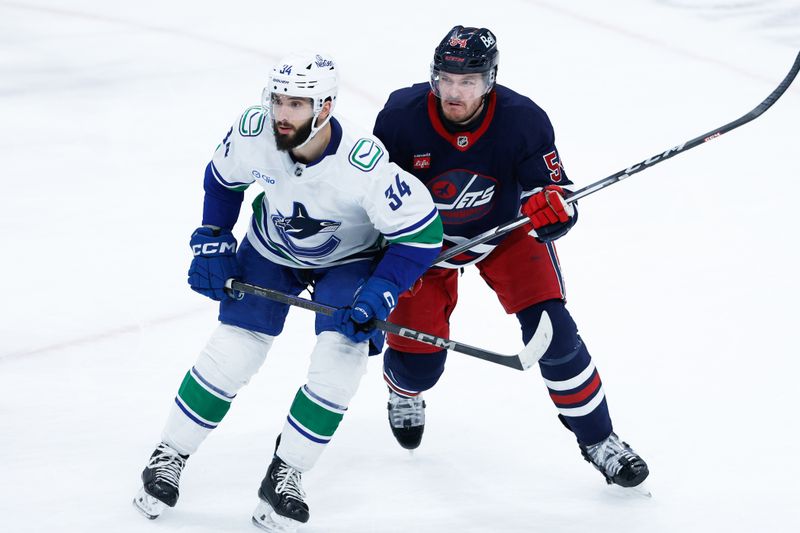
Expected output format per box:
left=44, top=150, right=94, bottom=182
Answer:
left=1, top=1, right=798, bottom=532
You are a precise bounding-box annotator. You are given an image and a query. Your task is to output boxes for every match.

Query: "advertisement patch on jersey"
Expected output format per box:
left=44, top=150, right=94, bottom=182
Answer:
left=413, top=153, right=431, bottom=169
left=429, top=170, right=497, bottom=224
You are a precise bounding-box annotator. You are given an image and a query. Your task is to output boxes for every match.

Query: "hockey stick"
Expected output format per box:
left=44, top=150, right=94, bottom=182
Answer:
left=226, top=279, right=551, bottom=371
left=435, top=51, right=800, bottom=265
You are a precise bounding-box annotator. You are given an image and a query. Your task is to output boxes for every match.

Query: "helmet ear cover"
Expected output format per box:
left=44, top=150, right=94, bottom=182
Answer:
left=430, top=25, right=498, bottom=96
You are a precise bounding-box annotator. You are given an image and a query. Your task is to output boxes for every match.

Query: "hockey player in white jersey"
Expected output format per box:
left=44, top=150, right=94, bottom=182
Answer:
left=132, top=52, right=442, bottom=532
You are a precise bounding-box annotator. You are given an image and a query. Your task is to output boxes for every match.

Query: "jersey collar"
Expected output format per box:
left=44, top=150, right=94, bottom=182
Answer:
left=290, top=117, right=343, bottom=168
left=427, top=91, right=497, bottom=152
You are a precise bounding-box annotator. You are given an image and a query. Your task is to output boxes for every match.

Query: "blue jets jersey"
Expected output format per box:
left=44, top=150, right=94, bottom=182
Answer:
left=374, top=83, right=572, bottom=267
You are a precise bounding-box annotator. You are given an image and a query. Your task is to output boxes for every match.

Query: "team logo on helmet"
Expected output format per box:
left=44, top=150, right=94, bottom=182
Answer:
left=449, top=37, right=469, bottom=48
left=314, top=55, right=334, bottom=68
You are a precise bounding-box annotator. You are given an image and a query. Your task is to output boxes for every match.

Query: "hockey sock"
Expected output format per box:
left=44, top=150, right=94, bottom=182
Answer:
left=277, top=331, right=367, bottom=471
left=383, top=348, right=447, bottom=395
left=518, top=301, right=613, bottom=445
left=280, top=384, right=347, bottom=466
left=161, top=324, right=273, bottom=455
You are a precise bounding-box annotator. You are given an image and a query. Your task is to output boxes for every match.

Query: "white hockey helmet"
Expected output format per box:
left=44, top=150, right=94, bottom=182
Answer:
left=262, top=52, right=338, bottom=148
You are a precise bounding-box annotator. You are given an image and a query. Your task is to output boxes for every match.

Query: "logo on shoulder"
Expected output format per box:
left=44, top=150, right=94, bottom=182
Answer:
left=239, top=106, right=266, bottom=137
left=348, top=138, right=384, bottom=172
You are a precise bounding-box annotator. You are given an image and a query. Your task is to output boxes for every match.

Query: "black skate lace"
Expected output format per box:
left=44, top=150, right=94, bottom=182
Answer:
left=388, top=391, right=424, bottom=428
left=149, top=445, right=186, bottom=489
left=274, top=463, right=306, bottom=502
left=589, top=434, right=638, bottom=478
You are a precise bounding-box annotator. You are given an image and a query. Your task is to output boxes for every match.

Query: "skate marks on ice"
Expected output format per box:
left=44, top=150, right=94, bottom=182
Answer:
left=654, top=0, right=800, bottom=47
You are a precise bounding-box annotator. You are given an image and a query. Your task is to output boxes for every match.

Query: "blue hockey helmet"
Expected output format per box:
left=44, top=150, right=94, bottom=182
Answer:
left=430, top=26, right=499, bottom=95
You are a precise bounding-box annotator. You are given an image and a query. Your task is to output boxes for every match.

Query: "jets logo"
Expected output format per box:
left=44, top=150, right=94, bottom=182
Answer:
left=271, top=202, right=342, bottom=258
left=432, top=180, right=458, bottom=200
left=429, top=170, right=497, bottom=224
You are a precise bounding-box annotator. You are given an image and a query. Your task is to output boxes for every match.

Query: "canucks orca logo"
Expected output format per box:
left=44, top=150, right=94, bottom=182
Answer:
left=271, top=202, right=342, bottom=258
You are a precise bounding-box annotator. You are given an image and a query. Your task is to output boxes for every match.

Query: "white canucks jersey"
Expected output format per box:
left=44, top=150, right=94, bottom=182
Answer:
left=209, top=107, right=441, bottom=268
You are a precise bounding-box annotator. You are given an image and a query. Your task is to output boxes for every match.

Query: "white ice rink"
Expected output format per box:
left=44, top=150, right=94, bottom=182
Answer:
left=1, top=1, right=799, bottom=532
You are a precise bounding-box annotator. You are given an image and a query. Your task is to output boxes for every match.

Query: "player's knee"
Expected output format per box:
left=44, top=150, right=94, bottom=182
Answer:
left=194, top=323, right=274, bottom=393
left=306, top=331, right=369, bottom=406
left=517, top=300, right=579, bottom=360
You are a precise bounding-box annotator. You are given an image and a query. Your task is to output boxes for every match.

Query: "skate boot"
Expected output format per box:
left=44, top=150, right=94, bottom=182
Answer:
left=580, top=432, right=649, bottom=488
left=387, top=389, right=425, bottom=450
left=252, top=455, right=309, bottom=532
left=133, top=442, right=189, bottom=519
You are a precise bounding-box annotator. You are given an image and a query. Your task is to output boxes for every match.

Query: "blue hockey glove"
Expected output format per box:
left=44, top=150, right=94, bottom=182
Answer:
left=187, top=226, right=241, bottom=301
left=333, top=277, right=400, bottom=343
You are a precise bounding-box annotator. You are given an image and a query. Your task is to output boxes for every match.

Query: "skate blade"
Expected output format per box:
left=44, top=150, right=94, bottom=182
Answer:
left=132, top=486, right=166, bottom=519
left=609, top=481, right=652, bottom=499
left=252, top=499, right=303, bottom=533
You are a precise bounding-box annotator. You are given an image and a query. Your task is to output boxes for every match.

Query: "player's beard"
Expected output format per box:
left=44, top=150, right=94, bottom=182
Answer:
left=273, top=117, right=314, bottom=151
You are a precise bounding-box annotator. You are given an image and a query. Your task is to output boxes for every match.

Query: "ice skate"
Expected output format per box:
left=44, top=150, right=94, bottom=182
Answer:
left=252, top=455, right=309, bottom=532
left=580, top=432, right=649, bottom=489
left=387, top=389, right=425, bottom=450
left=132, top=442, right=188, bottom=519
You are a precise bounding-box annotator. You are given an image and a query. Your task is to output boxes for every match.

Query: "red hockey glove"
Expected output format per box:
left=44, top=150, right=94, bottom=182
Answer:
left=522, top=185, right=577, bottom=242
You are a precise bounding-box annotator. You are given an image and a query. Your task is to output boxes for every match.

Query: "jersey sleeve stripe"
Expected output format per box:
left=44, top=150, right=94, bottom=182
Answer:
left=382, top=207, right=439, bottom=238
left=211, top=161, right=250, bottom=190
left=386, top=212, right=442, bottom=246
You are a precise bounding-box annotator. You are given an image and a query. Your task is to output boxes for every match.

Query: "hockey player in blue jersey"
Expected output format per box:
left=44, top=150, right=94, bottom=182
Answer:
left=373, top=26, right=649, bottom=489
left=133, top=52, right=442, bottom=532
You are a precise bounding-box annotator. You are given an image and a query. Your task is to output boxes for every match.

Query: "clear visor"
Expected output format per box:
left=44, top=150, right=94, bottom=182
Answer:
left=266, top=91, right=315, bottom=123
left=430, top=67, right=494, bottom=99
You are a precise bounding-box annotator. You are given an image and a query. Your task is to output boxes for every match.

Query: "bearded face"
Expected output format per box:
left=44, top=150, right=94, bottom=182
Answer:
left=270, top=94, right=315, bottom=151
left=273, top=115, right=313, bottom=151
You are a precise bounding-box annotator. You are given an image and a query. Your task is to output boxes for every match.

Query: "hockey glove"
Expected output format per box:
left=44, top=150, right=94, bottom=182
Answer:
left=522, top=185, right=577, bottom=242
left=187, top=226, right=241, bottom=301
left=333, top=277, right=400, bottom=343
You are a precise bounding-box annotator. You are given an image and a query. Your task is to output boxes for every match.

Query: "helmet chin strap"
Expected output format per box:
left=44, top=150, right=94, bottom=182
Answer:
left=292, top=111, right=332, bottom=151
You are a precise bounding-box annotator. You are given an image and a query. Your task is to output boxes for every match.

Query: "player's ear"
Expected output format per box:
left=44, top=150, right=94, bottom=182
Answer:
left=315, top=98, right=333, bottom=127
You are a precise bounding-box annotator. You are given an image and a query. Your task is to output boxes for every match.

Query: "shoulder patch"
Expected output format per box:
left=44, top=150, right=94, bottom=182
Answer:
left=348, top=138, right=384, bottom=172
left=239, top=106, right=266, bottom=137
